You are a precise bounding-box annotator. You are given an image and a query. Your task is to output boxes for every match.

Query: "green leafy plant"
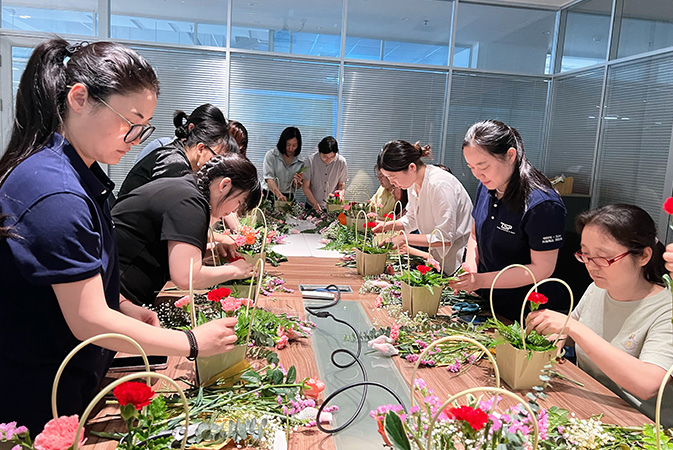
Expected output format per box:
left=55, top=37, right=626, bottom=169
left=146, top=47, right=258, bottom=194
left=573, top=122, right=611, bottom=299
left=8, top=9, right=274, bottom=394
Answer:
left=487, top=318, right=556, bottom=353
left=398, top=264, right=456, bottom=290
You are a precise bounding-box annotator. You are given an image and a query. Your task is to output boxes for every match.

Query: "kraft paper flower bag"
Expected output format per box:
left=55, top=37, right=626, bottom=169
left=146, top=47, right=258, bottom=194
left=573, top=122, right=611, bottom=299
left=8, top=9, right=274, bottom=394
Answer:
left=354, top=210, right=390, bottom=277
left=188, top=258, right=266, bottom=386
left=488, top=264, right=574, bottom=390
left=326, top=190, right=345, bottom=212
left=238, top=209, right=269, bottom=267
left=398, top=229, right=449, bottom=317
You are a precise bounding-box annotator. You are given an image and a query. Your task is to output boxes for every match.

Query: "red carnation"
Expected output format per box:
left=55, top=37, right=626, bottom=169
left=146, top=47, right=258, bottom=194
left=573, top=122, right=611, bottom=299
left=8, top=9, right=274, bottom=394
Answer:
left=113, top=381, right=155, bottom=410
left=384, top=213, right=394, bottom=220
left=207, top=287, right=231, bottom=302
left=528, top=292, right=548, bottom=305
left=447, top=405, right=488, bottom=431
left=417, top=265, right=432, bottom=275
left=363, top=222, right=377, bottom=229
left=664, top=197, right=673, bottom=215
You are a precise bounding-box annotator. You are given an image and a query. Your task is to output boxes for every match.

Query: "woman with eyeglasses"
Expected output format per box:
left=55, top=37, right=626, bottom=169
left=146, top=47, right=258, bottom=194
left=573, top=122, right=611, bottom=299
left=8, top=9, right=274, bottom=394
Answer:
left=112, top=153, right=261, bottom=307
left=117, top=104, right=236, bottom=198
left=0, top=38, right=239, bottom=434
left=526, top=204, right=672, bottom=426
left=448, top=120, right=567, bottom=321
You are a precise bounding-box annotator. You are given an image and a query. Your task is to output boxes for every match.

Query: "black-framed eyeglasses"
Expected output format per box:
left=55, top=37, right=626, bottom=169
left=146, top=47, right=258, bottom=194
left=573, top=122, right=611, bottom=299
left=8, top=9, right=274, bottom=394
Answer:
left=574, top=250, right=630, bottom=267
left=204, top=144, right=218, bottom=157
left=98, top=98, right=155, bottom=144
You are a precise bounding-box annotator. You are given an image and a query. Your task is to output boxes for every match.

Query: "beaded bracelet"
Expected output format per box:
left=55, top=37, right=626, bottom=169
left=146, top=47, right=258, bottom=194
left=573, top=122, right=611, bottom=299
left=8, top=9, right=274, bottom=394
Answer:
left=183, top=329, right=198, bottom=361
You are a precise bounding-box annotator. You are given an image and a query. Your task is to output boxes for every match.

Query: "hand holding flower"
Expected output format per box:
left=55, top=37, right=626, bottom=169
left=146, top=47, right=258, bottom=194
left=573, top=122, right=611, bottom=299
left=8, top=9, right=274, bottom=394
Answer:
left=525, top=309, right=574, bottom=342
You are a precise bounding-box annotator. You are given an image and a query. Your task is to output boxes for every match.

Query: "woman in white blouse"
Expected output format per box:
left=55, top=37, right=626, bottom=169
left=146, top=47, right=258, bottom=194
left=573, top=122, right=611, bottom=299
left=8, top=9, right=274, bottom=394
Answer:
left=371, top=140, right=473, bottom=275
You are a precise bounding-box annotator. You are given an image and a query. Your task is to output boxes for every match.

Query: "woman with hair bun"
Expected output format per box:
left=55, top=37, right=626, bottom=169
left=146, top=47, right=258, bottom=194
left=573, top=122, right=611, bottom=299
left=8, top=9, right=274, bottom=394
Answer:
left=113, top=153, right=262, bottom=307
left=371, top=140, right=473, bottom=275
left=118, top=103, right=235, bottom=197
left=527, top=204, right=672, bottom=426
left=0, top=38, right=240, bottom=434
left=450, top=120, right=567, bottom=321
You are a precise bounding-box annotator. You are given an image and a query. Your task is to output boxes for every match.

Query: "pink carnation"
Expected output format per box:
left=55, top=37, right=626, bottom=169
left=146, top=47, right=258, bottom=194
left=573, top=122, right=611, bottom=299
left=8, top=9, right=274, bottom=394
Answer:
left=390, top=323, right=400, bottom=341
left=174, top=295, right=190, bottom=309
left=276, top=334, right=289, bottom=349
left=34, top=415, right=85, bottom=450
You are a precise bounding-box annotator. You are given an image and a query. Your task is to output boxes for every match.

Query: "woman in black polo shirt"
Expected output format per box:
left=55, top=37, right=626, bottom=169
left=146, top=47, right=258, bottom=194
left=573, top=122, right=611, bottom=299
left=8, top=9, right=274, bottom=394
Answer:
left=450, top=120, right=567, bottom=321
left=0, top=38, right=241, bottom=435
left=113, top=153, right=261, bottom=307
left=117, top=104, right=238, bottom=198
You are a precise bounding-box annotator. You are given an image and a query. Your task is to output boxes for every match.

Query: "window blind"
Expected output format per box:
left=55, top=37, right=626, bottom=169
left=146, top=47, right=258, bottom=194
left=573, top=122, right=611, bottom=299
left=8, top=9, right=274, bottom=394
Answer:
left=340, top=65, right=448, bottom=201
left=546, top=67, right=604, bottom=195
left=444, top=72, right=549, bottom=200
left=594, top=53, right=673, bottom=235
left=228, top=54, right=340, bottom=202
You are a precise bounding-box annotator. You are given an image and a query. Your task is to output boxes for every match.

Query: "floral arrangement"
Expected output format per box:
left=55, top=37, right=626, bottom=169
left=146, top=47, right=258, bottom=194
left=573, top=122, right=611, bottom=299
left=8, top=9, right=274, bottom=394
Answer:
left=167, top=287, right=313, bottom=349
left=319, top=221, right=358, bottom=251
left=486, top=291, right=556, bottom=353
left=0, top=415, right=85, bottom=450
left=399, top=263, right=457, bottom=290
left=358, top=222, right=392, bottom=254
left=88, top=353, right=336, bottom=449
left=343, top=201, right=372, bottom=217
left=372, top=379, right=543, bottom=450
left=326, top=190, right=345, bottom=205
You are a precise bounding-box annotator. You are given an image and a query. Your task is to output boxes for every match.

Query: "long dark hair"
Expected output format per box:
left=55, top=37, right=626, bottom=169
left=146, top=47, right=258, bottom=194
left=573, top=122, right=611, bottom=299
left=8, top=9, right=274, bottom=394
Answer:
left=276, top=126, right=302, bottom=156
left=0, top=38, right=159, bottom=185
left=229, top=120, right=248, bottom=157
left=195, top=153, right=261, bottom=214
left=576, top=204, right=666, bottom=286
left=0, top=38, right=159, bottom=239
left=463, top=120, right=552, bottom=213
left=378, top=140, right=432, bottom=172
left=173, top=104, right=232, bottom=154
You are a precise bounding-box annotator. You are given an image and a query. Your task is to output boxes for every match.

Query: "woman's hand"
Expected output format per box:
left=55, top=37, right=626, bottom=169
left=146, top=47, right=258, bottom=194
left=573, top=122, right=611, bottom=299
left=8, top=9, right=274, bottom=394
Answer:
left=228, top=258, right=254, bottom=279
left=526, top=309, right=574, bottom=341
left=664, top=243, right=673, bottom=273
left=216, top=242, right=240, bottom=260
left=448, top=271, right=481, bottom=293
left=370, top=220, right=386, bottom=234
left=119, top=298, right=160, bottom=327
left=192, top=317, right=238, bottom=356
left=292, top=172, right=303, bottom=188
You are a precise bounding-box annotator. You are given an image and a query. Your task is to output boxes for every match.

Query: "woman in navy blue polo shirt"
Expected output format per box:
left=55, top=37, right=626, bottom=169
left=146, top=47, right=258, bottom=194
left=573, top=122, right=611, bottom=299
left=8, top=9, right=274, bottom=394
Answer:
left=450, top=120, right=566, bottom=321
left=0, top=38, right=241, bottom=434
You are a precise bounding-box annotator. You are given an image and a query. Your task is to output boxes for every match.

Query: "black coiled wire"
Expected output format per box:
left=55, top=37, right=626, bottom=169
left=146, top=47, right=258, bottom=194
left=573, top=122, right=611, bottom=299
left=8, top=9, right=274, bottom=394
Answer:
left=304, top=284, right=408, bottom=434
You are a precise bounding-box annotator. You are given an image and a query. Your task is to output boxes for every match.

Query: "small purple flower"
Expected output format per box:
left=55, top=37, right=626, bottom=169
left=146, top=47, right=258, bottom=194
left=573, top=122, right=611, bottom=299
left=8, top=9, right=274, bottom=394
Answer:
left=447, top=358, right=461, bottom=373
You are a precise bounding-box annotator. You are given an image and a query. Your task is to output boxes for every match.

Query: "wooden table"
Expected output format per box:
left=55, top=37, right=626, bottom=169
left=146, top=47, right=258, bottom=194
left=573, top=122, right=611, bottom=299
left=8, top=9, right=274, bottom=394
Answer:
left=84, top=256, right=651, bottom=449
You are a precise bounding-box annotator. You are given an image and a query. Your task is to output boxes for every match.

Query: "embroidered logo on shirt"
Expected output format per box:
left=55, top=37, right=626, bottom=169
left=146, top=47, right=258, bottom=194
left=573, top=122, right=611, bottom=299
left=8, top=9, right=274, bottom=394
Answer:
left=497, top=222, right=515, bottom=234
left=541, top=234, right=563, bottom=244
left=624, top=333, right=637, bottom=350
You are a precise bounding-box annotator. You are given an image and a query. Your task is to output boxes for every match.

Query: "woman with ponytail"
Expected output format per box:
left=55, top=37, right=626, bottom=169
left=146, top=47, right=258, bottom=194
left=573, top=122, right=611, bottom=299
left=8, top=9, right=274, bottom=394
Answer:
left=0, top=38, right=238, bottom=434
left=450, top=120, right=567, bottom=321
left=118, top=103, right=236, bottom=197
left=371, top=139, right=473, bottom=275
left=112, top=153, right=261, bottom=307
left=527, top=204, right=673, bottom=426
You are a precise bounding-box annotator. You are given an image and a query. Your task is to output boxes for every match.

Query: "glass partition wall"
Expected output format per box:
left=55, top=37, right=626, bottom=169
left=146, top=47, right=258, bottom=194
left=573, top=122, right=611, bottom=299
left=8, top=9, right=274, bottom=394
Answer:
left=2, top=0, right=673, bottom=237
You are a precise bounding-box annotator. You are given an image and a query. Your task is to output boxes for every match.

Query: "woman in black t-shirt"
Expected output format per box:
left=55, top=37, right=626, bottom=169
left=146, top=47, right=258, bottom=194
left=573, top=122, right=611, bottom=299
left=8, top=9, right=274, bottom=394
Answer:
left=113, top=153, right=261, bottom=307
left=117, top=104, right=240, bottom=198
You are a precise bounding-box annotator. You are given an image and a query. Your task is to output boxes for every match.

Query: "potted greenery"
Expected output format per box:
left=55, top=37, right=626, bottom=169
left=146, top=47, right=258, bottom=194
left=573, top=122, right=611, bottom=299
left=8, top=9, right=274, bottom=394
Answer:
left=354, top=220, right=392, bottom=276
left=326, top=190, right=346, bottom=212
left=399, top=263, right=453, bottom=317
left=487, top=264, right=575, bottom=390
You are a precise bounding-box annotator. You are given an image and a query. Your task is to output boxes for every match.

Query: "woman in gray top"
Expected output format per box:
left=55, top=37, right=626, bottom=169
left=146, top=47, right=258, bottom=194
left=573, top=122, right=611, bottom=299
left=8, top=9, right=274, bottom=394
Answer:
left=527, top=204, right=673, bottom=426
left=263, top=126, right=304, bottom=203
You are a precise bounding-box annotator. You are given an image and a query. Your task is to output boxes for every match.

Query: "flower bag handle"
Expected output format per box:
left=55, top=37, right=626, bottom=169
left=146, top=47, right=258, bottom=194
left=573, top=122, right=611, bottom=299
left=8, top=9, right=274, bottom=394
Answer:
left=655, top=363, right=673, bottom=450
left=394, top=230, right=412, bottom=283
left=354, top=209, right=368, bottom=247
left=409, top=335, right=500, bottom=407
left=52, top=333, right=151, bottom=419
left=207, top=226, right=220, bottom=266
left=520, top=278, right=575, bottom=352
left=74, top=372, right=190, bottom=450
left=427, top=387, right=539, bottom=450
left=256, top=208, right=269, bottom=257
left=244, top=257, right=266, bottom=344
left=489, top=264, right=538, bottom=319
left=428, top=228, right=446, bottom=275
